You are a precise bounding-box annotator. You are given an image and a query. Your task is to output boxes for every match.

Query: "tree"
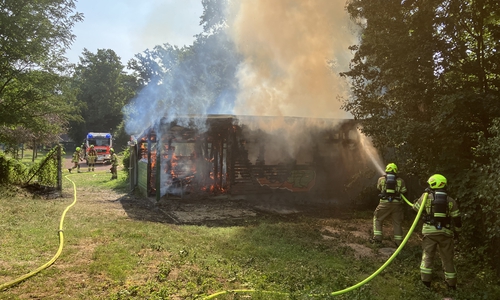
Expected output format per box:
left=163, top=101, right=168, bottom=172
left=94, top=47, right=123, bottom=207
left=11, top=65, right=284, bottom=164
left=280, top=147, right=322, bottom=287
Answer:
left=124, top=0, right=240, bottom=136
left=0, top=0, right=83, bottom=146
left=70, top=48, right=138, bottom=143
left=341, top=0, right=500, bottom=271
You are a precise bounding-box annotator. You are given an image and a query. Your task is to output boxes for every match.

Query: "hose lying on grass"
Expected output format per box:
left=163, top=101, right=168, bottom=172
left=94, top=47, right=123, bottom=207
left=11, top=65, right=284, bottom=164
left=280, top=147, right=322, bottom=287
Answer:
left=203, top=193, right=428, bottom=299
left=0, top=175, right=78, bottom=291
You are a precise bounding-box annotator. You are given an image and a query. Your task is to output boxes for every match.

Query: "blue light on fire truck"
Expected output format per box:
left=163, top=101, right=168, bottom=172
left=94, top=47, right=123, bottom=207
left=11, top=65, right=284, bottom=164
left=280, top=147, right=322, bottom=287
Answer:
left=87, top=134, right=93, bottom=138
left=106, top=134, right=111, bottom=138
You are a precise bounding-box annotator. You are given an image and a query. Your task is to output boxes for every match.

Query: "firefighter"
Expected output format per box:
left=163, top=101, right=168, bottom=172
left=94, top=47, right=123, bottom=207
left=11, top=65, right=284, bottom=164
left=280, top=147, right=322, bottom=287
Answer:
left=371, top=163, right=407, bottom=246
left=110, top=148, right=118, bottom=180
left=413, top=174, right=462, bottom=290
left=68, top=146, right=83, bottom=173
left=87, top=145, right=97, bottom=172
left=80, top=142, right=86, bottom=159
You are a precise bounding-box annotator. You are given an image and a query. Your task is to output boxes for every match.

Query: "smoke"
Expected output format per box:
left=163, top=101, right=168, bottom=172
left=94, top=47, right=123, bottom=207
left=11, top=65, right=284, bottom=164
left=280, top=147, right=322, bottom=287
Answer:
left=358, top=128, right=385, bottom=176
left=120, top=0, right=384, bottom=198
left=124, top=0, right=357, bottom=136
left=226, top=0, right=356, bottom=119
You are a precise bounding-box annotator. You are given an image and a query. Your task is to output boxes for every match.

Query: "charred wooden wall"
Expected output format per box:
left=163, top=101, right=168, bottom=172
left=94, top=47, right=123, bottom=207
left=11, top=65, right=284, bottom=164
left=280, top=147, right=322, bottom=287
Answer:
left=131, top=116, right=375, bottom=205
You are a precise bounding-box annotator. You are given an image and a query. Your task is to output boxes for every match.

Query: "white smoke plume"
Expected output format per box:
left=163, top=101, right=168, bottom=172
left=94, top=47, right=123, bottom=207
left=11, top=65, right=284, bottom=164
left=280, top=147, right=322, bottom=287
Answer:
left=226, top=0, right=356, bottom=119
left=124, top=0, right=357, bottom=137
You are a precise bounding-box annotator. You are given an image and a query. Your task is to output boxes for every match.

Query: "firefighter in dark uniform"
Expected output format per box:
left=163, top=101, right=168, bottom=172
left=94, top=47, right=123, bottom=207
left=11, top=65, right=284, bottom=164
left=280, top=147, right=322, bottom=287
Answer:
left=413, top=174, right=462, bottom=290
left=87, top=145, right=97, bottom=172
left=372, top=163, right=407, bottom=246
left=110, top=148, right=118, bottom=180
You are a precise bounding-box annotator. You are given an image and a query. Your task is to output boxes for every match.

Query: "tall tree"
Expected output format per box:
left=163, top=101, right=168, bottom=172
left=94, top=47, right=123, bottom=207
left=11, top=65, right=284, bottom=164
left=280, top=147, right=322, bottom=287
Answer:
left=70, top=48, right=138, bottom=143
left=0, top=0, right=83, bottom=145
left=124, top=0, right=240, bottom=136
left=341, top=0, right=500, bottom=270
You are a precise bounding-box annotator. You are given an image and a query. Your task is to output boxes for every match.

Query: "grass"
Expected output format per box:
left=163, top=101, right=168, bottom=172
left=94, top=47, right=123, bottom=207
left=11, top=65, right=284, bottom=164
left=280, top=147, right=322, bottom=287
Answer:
left=0, top=169, right=499, bottom=299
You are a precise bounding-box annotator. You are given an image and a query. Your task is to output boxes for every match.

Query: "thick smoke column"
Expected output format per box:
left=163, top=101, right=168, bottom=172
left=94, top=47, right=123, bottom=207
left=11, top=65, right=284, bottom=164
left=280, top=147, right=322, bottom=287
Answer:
left=124, top=0, right=357, bottom=137
left=227, top=0, right=356, bottom=119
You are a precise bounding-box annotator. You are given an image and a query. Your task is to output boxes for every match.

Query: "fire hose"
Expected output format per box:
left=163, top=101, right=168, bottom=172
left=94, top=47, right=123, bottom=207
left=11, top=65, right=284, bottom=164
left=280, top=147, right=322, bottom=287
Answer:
left=0, top=175, right=78, bottom=291
left=402, top=194, right=414, bottom=207
left=1, top=176, right=426, bottom=297
left=203, top=193, right=428, bottom=299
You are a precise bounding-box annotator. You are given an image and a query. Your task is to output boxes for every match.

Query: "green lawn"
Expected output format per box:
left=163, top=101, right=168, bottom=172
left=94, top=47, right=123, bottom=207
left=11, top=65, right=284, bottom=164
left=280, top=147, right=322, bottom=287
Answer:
left=0, top=172, right=498, bottom=299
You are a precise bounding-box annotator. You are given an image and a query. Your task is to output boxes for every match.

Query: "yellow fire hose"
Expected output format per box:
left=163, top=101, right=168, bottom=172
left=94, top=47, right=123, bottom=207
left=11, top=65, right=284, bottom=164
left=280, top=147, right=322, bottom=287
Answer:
left=203, top=193, right=428, bottom=299
left=1, top=174, right=426, bottom=298
left=402, top=194, right=414, bottom=207
left=0, top=175, right=78, bottom=291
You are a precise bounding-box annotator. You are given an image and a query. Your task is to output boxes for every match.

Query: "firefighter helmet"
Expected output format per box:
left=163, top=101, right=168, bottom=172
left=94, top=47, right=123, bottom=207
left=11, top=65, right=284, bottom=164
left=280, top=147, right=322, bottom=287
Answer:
left=385, top=163, right=398, bottom=174
left=90, top=145, right=94, bottom=148
left=427, top=174, right=447, bottom=189
left=76, top=147, right=81, bottom=151
left=110, top=148, right=114, bottom=153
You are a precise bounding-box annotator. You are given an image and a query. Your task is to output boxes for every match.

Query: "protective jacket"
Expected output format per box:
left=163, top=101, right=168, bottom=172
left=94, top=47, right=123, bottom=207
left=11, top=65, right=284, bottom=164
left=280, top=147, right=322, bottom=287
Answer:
left=377, top=174, right=407, bottom=202
left=88, top=148, right=97, bottom=163
left=71, top=150, right=82, bottom=163
left=110, top=153, right=118, bottom=166
left=413, top=191, right=462, bottom=237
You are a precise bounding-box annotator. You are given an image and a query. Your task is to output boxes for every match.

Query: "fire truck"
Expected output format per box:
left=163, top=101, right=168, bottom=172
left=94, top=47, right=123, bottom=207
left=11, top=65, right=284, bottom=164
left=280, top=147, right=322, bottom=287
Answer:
left=85, top=132, right=112, bottom=164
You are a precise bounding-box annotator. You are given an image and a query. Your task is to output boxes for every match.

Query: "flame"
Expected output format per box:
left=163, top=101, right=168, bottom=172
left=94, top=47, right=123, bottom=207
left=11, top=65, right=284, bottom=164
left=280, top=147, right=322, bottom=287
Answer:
left=142, top=129, right=231, bottom=196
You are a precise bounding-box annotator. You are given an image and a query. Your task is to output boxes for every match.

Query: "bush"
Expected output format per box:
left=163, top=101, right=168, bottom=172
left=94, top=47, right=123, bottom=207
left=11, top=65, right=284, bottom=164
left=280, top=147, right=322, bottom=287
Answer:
left=0, top=152, right=28, bottom=185
left=0, top=145, right=60, bottom=186
left=122, top=147, right=130, bottom=178
left=8, top=158, right=29, bottom=185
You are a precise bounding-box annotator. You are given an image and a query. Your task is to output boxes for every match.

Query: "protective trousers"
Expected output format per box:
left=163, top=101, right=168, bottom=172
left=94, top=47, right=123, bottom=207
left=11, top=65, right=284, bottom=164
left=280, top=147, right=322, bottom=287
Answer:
left=88, top=156, right=96, bottom=171
left=373, top=202, right=404, bottom=245
left=420, top=234, right=457, bottom=287
left=111, top=165, right=117, bottom=179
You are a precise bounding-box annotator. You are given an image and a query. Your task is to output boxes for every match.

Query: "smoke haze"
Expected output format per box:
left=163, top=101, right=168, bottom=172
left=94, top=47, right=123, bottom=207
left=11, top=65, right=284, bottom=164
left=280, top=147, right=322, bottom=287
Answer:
left=227, top=0, right=356, bottom=119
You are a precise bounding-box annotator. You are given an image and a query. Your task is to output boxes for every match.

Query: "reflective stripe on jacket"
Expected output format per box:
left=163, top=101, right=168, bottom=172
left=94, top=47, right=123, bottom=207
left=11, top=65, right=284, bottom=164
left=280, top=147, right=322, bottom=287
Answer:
left=413, top=192, right=461, bottom=236
left=377, top=176, right=407, bottom=202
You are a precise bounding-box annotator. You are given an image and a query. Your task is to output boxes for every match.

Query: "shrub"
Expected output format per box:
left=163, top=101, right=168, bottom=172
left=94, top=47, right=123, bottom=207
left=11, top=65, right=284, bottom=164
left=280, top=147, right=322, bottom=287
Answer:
left=122, top=147, right=130, bottom=178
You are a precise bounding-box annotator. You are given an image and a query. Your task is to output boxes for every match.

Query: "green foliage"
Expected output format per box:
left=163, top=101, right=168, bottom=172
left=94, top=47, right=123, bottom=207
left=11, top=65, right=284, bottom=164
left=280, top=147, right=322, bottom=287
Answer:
left=30, top=146, right=60, bottom=186
left=124, top=13, right=241, bottom=136
left=121, top=147, right=130, bottom=177
left=0, top=0, right=83, bottom=146
left=7, top=158, right=29, bottom=185
left=342, top=0, right=500, bottom=274
left=112, top=121, right=131, bottom=153
left=0, top=146, right=61, bottom=186
left=457, top=118, right=500, bottom=266
left=0, top=151, right=31, bottom=185
left=69, top=48, right=139, bottom=143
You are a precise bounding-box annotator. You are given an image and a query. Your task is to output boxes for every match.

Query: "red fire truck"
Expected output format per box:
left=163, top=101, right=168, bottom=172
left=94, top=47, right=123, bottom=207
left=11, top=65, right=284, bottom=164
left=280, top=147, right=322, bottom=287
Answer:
left=85, top=132, right=112, bottom=164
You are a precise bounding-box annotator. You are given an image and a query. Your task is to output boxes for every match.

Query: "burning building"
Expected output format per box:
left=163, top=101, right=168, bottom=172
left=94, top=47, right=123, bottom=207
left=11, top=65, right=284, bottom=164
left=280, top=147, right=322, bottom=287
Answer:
left=127, top=115, right=378, bottom=207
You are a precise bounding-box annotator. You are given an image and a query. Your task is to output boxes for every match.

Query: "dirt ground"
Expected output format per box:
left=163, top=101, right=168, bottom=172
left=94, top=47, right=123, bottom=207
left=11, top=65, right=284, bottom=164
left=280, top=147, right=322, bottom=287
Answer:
left=65, top=157, right=114, bottom=173
left=60, top=156, right=404, bottom=260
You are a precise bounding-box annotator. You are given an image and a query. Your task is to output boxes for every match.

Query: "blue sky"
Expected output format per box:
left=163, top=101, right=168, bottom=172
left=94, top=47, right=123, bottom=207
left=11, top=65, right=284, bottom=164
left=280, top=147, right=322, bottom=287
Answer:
left=66, top=0, right=204, bottom=65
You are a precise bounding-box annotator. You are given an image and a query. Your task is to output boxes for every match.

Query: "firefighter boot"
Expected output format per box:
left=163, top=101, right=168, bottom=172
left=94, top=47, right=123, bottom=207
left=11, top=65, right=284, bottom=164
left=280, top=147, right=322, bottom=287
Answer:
left=68, top=168, right=72, bottom=173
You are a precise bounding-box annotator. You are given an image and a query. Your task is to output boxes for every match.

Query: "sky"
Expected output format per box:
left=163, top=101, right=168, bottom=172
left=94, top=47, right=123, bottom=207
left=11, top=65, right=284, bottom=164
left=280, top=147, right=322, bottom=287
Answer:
left=66, top=0, right=204, bottom=65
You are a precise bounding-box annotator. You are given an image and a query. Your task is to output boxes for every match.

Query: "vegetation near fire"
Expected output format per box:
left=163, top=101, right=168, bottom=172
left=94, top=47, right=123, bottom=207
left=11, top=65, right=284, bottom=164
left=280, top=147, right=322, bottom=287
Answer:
left=1, top=0, right=500, bottom=299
